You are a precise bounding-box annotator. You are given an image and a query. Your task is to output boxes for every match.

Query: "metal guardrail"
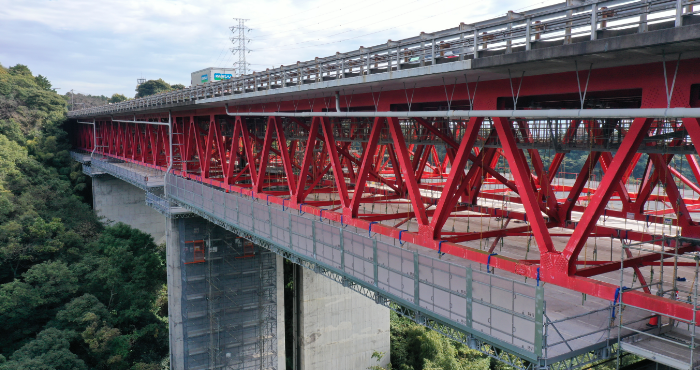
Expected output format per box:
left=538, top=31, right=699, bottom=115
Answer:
left=81, top=164, right=104, bottom=177
left=146, top=192, right=193, bottom=218
left=90, top=156, right=164, bottom=190
left=68, top=0, right=698, bottom=118
left=70, top=151, right=91, bottom=164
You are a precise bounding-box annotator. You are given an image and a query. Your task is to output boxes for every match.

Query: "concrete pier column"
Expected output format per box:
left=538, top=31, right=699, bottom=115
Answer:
left=170, top=217, right=284, bottom=369
left=166, top=218, right=185, bottom=370
left=92, top=176, right=165, bottom=243
left=299, top=269, right=391, bottom=370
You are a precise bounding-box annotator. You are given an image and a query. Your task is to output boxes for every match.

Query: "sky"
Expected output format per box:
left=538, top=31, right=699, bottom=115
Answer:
left=0, top=0, right=561, bottom=98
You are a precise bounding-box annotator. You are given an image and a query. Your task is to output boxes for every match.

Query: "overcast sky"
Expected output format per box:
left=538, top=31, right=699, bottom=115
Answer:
left=0, top=0, right=561, bottom=98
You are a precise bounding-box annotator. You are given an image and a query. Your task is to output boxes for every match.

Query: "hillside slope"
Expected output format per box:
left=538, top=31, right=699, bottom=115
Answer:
left=0, top=63, right=169, bottom=370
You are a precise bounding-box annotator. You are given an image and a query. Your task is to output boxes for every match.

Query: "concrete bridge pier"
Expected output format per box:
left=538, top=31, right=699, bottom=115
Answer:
left=166, top=216, right=284, bottom=370
left=86, top=166, right=390, bottom=370
left=92, top=176, right=166, bottom=243
left=297, top=269, right=391, bottom=370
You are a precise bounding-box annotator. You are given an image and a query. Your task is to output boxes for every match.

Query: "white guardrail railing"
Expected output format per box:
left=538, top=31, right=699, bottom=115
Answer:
left=68, top=0, right=698, bottom=118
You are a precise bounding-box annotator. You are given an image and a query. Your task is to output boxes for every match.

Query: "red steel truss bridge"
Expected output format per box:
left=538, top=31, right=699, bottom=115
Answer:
left=70, top=0, right=700, bottom=368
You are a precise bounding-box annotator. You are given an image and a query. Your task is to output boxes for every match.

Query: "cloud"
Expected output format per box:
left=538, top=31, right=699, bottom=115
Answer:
left=0, top=0, right=559, bottom=97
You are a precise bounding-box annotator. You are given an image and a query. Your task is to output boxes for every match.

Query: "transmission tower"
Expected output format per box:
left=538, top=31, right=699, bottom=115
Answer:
left=229, top=18, right=251, bottom=77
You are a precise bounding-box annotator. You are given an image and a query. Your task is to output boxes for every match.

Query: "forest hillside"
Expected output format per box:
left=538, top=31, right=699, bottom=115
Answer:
left=0, top=63, right=169, bottom=370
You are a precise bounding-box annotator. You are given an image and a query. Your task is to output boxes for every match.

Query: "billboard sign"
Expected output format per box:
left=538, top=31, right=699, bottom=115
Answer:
left=201, top=74, right=209, bottom=83
left=214, top=73, right=233, bottom=81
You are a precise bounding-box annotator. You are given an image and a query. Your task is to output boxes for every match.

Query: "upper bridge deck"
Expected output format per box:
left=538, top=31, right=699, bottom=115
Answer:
left=69, top=0, right=700, bottom=118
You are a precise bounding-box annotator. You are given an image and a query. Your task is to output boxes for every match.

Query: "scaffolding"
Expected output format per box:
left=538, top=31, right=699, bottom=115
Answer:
left=617, top=236, right=700, bottom=370
left=179, top=217, right=278, bottom=370
left=166, top=171, right=657, bottom=370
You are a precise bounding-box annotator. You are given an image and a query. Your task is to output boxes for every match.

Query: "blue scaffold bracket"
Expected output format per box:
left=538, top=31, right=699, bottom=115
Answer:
left=523, top=214, right=528, bottom=223
left=603, top=209, right=608, bottom=222
left=369, top=221, right=379, bottom=237
left=622, top=229, right=630, bottom=244
left=282, top=199, right=286, bottom=211
left=438, top=240, right=446, bottom=257
left=266, top=194, right=270, bottom=206
left=299, top=203, right=306, bottom=215
left=536, top=267, right=541, bottom=286
left=611, top=286, right=629, bottom=319
left=319, top=209, right=323, bottom=221
left=645, top=214, right=651, bottom=227
left=487, top=253, right=498, bottom=273
left=399, top=230, right=407, bottom=246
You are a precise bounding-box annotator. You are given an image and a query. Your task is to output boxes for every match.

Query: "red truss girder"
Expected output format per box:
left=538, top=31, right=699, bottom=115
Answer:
left=74, top=59, right=700, bottom=322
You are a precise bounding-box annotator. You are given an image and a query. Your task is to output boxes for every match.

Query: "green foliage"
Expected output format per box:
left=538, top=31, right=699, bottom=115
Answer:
left=170, top=83, right=185, bottom=90
left=109, top=93, right=128, bottom=103
left=0, top=62, right=168, bottom=369
left=34, top=75, right=52, bottom=91
left=0, top=328, right=87, bottom=370
left=386, top=312, right=490, bottom=370
left=136, top=79, right=172, bottom=98
left=8, top=64, right=32, bottom=77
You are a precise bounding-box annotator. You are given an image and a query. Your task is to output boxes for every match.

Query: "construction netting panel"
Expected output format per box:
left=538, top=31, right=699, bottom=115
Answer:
left=376, top=241, right=416, bottom=303
left=177, top=217, right=278, bottom=370
left=167, top=174, right=542, bottom=359
left=418, top=255, right=468, bottom=326
left=343, top=231, right=376, bottom=286
left=314, top=222, right=343, bottom=270
left=471, top=270, right=538, bottom=353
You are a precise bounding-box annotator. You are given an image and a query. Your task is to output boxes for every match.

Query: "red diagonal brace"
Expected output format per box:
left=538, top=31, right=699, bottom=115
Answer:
left=561, top=118, right=654, bottom=274
left=494, top=117, right=555, bottom=255
left=350, top=117, right=384, bottom=218
left=387, top=117, right=429, bottom=226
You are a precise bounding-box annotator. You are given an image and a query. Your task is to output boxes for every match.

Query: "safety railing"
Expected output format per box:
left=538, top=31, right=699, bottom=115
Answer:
left=81, top=164, right=104, bottom=177
left=617, top=236, right=700, bottom=370
left=68, top=0, right=697, bottom=118
left=70, top=150, right=91, bottom=164
left=91, top=156, right=165, bottom=190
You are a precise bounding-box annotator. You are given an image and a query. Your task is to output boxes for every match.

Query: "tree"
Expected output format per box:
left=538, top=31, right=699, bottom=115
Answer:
left=52, top=294, right=111, bottom=332
left=108, top=94, right=128, bottom=103
left=8, top=64, right=31, bottom=76
left=34, top=75, right=52, bottom=91
left=135, top=79, right=171, bottom=98
left=170, top=83, right=185, bottom=90
left=387, top=312, right=489, bottom=370
left=0, top=328, right=87, bottom=370
left=0, top=62, right=169, bottom=368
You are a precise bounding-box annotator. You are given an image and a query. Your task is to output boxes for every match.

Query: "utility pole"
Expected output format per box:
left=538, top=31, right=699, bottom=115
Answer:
left=229, top=18, right=251, bottom=77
